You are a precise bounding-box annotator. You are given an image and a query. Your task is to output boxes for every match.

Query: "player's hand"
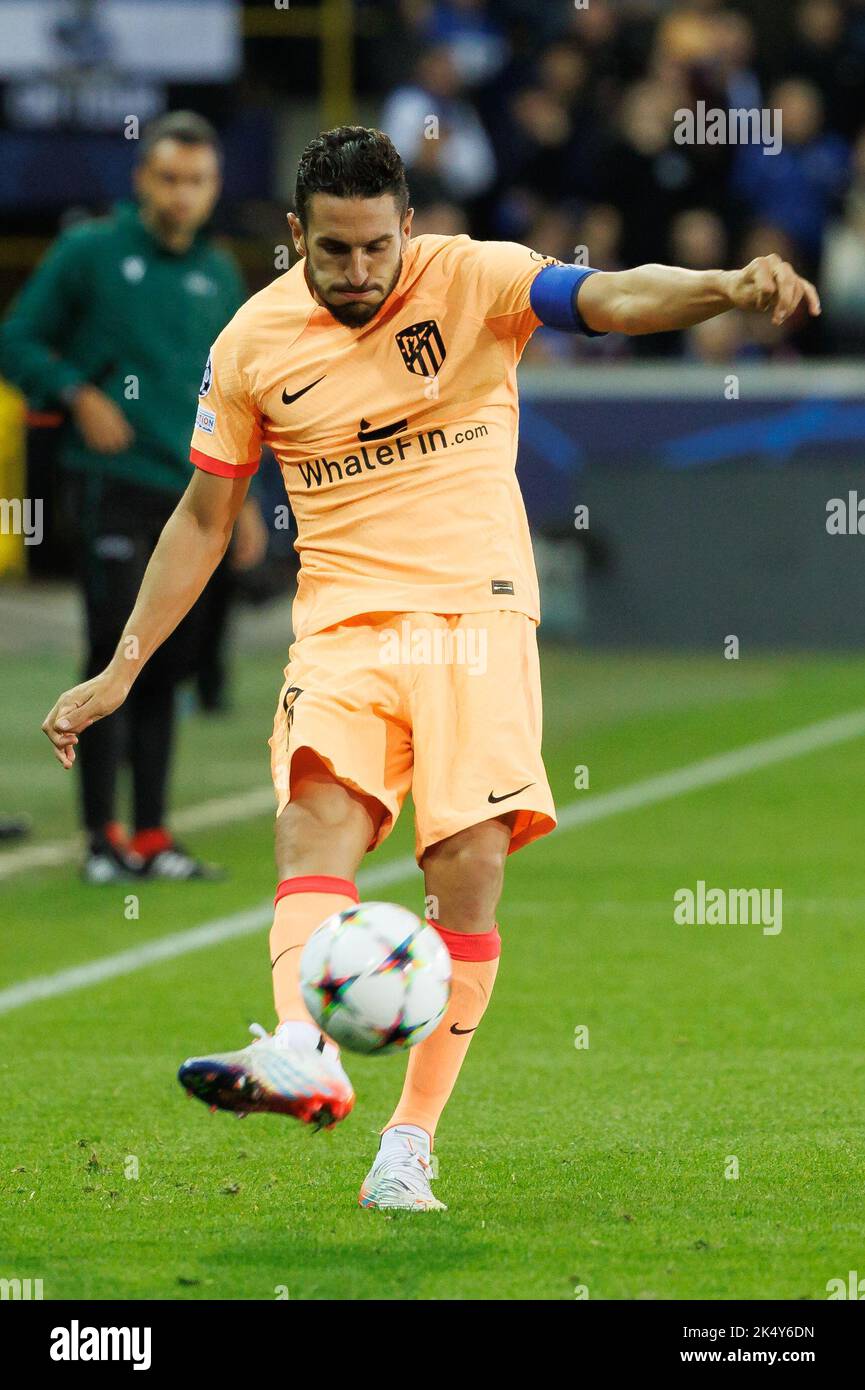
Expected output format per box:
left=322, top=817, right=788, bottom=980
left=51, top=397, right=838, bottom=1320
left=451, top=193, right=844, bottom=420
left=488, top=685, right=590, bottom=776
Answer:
left=231, top=497, right=269, bottom=572
left=728, top=255, right=821, bottom=327
left=42, top=670, right=130, bottom=769
left=71, top=385, right=135, bottom=454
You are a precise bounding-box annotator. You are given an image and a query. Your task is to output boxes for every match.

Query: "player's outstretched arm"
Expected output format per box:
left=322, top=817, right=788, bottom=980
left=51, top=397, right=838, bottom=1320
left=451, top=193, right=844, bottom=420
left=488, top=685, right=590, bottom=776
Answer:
left=576, top=255, right=821, bottom=337
left=42, top=469, right=251, bottom=768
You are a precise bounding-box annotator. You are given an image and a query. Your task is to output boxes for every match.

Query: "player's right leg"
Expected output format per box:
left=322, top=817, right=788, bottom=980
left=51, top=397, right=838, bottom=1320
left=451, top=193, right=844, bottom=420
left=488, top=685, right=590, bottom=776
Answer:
left=179, top=616, right=412, bottom=1129
left=178, top=750, right=382, bottom=1128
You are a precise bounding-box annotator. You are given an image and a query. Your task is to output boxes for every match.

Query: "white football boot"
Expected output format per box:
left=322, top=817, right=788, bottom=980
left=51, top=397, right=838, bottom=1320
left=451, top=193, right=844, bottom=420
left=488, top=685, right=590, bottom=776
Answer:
left=358, top=1125, right=447, bottom=1211
left=178, top=1023, right=354, bottom=1130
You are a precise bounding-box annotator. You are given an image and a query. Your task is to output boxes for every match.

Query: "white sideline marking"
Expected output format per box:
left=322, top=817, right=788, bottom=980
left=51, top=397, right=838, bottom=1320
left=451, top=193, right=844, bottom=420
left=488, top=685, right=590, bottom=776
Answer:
left=2, top=708, right=864, bottom=1018
left=0, top=855, right=416, bottom=1017
left=556, top=707, right=865, bottom=832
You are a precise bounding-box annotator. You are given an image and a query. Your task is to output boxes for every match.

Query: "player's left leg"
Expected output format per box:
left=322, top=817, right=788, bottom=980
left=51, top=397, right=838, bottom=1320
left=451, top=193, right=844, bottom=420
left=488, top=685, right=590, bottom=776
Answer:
left=359, top=816, right=511, bottom=1211
left=386, top=815, right=511, bottom=1134
left=359, top=610, right=557, bottom=1211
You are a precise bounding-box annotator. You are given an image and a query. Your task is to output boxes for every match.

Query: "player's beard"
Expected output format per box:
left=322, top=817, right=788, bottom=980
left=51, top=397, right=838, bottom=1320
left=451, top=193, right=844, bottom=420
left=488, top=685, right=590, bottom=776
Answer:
left=312, top=255, right=403, bottom=328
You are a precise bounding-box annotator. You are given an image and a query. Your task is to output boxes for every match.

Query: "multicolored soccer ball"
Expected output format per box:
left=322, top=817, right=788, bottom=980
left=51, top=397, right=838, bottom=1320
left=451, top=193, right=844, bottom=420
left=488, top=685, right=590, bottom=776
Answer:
left=299, top=902, right=451, bottom=1055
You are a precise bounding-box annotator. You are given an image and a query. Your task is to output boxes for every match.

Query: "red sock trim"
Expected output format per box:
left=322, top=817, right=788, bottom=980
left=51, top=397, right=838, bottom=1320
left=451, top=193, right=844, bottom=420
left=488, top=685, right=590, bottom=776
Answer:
left=274, top=875, right=359, bottom=906
left=130, top=827, right=171, bottom=857
left=428, top=919, right=502, bottom=962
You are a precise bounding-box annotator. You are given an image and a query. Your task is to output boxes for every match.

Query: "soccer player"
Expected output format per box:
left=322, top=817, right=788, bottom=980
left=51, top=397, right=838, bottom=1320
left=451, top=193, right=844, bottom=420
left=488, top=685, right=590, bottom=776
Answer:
left=41, top=127, right=820, bottom=1210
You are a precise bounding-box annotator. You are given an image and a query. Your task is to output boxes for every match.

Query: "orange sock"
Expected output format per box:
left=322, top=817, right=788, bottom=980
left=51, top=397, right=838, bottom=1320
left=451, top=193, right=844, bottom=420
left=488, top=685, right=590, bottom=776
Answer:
left=383, top=920, right=501, bottom=1143
left=270, top=875, right=358, bottom=1024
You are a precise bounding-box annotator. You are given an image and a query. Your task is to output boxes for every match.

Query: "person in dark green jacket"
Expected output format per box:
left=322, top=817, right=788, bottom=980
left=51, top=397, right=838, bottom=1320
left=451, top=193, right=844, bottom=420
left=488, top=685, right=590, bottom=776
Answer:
left=0, top=110, right=266, bottom=883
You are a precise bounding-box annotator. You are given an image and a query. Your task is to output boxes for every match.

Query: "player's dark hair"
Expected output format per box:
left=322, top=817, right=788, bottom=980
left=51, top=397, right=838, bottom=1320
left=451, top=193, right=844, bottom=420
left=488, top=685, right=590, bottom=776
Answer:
left=294, top=126, right=410, bottom=226
left=138, top=111, right=222, bottom=165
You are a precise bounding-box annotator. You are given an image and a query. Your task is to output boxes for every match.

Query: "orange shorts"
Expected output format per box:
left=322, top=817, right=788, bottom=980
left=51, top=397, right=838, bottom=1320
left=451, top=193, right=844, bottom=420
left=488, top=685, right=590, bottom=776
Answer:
left=269, top=611, right=557, bottom=863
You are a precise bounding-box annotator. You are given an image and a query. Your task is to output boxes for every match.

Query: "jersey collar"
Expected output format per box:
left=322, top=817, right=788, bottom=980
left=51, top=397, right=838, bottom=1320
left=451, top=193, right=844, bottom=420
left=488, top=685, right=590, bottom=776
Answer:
left=115, top=199, right=207, bottom=259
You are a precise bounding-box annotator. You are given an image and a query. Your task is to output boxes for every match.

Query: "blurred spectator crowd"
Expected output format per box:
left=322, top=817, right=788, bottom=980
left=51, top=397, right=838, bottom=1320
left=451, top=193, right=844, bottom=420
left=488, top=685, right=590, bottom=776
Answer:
left=370, top=0, right=865, bottom=360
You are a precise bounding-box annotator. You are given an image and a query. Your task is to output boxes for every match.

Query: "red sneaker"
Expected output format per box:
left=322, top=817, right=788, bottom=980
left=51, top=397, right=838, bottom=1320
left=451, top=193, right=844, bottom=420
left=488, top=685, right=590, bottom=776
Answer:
left=130, top=828, right=224, bottom=881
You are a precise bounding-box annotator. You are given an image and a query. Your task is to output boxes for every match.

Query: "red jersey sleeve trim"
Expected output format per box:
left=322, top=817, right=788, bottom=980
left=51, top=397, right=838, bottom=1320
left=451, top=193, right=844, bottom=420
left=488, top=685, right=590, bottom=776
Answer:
left=190, top=447, right=260, bottom=478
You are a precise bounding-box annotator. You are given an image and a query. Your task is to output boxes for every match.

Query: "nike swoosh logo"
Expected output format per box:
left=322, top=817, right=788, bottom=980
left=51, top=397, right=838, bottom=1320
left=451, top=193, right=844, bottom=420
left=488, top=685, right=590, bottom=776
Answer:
left=450, top=1024, right=477, bottom=1035
left=357, top=416, right=408, bottom=441
left=488, top=782, right=535, bottom=804
left=282, top=376, right=325, bottom=404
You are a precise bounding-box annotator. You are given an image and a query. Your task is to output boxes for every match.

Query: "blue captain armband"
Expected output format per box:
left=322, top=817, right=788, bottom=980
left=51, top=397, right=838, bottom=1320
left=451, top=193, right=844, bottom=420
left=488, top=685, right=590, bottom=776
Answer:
left=529, top=264, right=607, bottom=337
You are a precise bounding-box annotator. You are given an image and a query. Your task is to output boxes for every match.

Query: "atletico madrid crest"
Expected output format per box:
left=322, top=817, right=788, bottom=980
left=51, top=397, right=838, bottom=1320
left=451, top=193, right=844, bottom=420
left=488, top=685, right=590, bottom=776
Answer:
left=395, top=319, right=446, bottom=377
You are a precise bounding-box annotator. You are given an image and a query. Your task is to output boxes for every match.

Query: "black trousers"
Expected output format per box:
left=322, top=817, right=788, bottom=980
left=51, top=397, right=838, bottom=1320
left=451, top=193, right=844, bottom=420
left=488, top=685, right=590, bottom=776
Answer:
left=71, top=476, right=216, bottom=835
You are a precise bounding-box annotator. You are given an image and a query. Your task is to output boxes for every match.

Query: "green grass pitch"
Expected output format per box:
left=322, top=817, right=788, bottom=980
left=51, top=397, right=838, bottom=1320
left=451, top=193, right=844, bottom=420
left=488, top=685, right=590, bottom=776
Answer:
left=1, top=644, right=864, bottom=1300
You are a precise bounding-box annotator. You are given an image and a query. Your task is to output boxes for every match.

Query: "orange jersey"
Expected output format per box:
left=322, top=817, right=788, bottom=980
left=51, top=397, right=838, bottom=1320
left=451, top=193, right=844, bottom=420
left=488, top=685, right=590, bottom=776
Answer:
left=190, top=234, right=556, bottom=640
